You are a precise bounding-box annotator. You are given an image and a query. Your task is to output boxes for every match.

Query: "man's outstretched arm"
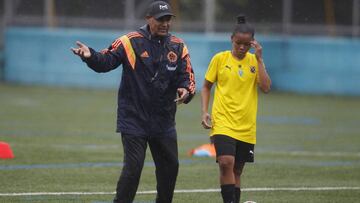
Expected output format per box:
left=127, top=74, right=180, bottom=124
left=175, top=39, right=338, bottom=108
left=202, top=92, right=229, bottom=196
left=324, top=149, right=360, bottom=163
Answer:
left=71, top=40, right=123, bottom=73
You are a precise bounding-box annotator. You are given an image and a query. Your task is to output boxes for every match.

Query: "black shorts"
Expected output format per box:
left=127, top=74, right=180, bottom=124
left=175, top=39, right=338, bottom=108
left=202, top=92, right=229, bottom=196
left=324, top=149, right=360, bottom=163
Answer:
left=212, top=134, right=255, bottom=163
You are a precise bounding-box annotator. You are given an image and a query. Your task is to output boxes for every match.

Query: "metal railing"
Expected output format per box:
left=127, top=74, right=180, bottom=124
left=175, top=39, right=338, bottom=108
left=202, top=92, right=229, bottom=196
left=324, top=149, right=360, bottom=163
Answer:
left=2, top=0, right=360, bottom=36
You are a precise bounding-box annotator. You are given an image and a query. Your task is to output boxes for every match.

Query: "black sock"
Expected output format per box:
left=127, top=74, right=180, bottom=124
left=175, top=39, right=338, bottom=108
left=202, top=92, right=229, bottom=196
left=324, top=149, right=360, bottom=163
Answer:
left=221, top=184, right=235, bottom=203
left=235, top=187, right=241, bottom=203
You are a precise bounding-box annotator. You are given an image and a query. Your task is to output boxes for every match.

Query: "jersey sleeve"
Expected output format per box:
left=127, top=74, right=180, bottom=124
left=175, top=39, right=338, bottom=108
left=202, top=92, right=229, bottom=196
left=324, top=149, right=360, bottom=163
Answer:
left=177, top=43, right=196, bottom=104
left=82, top=37, right=126, bottom=73
left=205, top=53, right=221, bottom=83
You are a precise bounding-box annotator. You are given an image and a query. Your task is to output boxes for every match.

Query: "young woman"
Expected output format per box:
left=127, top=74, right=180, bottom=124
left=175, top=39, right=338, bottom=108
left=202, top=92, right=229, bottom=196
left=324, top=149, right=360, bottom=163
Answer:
left=201, top=15, right=271, bottom=203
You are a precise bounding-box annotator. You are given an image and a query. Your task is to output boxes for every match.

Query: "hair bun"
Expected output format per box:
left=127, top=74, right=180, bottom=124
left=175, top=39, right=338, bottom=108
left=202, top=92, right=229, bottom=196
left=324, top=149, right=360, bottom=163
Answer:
left=237, top=15, right=246, bottom=24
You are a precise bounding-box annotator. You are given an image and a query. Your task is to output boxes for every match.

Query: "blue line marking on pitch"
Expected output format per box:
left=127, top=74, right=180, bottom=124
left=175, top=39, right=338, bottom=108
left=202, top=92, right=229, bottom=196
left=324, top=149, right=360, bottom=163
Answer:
left=1, top=158, right=359, bottom=171
left=92, top=202, right=113, bottom=203
left=0, top=162, right=124, bottom=170
left=0, top=159, right=209, bottom=171
left=91, top=201, right=155, bottom=203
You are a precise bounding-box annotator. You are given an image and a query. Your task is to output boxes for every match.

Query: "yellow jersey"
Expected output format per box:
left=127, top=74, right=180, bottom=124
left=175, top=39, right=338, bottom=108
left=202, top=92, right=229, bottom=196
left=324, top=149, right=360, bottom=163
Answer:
left=205, top=51, right=259, bottom=144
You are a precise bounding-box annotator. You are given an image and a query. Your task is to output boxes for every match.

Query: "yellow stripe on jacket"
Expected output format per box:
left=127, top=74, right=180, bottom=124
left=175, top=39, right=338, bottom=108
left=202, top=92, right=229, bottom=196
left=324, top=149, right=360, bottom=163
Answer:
left=119, top=35, right=136, bottom=70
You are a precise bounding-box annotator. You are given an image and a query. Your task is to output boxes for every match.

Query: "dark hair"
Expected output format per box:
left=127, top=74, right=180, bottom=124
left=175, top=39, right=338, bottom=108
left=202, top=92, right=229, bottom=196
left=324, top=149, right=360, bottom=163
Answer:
left=232, top=14, right=255, bottom=37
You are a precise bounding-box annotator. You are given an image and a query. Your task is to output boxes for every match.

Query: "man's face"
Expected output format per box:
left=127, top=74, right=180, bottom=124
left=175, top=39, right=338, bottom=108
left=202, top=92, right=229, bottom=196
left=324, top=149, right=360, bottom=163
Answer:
left=147, top=15, right=172, bottom=36
left=231, top=32, right=253, bottom=59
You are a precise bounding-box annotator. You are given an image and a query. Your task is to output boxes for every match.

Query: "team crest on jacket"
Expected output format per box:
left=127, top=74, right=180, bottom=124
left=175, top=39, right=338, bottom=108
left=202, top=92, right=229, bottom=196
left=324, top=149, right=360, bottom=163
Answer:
left=250, top=66, right=256, bottom=73
left=167, top=51, right=178, bottom=63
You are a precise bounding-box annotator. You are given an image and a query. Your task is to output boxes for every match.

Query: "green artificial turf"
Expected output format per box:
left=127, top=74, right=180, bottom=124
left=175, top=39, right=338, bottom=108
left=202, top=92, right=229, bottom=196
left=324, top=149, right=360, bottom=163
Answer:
left=1, top=83, right=359, bottom=203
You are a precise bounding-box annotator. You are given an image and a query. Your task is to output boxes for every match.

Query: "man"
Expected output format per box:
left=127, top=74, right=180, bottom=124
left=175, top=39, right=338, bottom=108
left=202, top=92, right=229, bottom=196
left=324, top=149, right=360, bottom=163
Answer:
left=71, top=1, right=195, bottom=202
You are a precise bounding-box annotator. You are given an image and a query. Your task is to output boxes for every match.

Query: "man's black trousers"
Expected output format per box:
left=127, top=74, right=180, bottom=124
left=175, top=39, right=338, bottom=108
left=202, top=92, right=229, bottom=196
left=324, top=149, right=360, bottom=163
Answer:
left=113, top=134, right=179, bottom=203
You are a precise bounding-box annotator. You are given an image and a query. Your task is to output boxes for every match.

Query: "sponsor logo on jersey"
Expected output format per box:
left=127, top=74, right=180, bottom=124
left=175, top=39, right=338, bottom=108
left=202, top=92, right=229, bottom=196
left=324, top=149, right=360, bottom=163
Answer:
left=166, top=65, right=177, bottom=71
left=225, top=65, right=231, bottom=70
left=140, top=51, right=149, bottom=58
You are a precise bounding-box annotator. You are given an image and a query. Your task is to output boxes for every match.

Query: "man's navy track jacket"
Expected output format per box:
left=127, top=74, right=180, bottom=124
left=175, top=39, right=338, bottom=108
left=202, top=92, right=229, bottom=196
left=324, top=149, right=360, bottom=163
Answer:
left=83, top=25, right=195, bottom=137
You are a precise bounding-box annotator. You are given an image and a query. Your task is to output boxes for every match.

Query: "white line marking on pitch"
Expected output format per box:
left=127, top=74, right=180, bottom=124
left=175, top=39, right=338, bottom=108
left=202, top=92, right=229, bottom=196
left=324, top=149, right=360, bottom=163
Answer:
left=262, top=150, right=360, bottom=157
left=1, top=187, right=359, bottom=197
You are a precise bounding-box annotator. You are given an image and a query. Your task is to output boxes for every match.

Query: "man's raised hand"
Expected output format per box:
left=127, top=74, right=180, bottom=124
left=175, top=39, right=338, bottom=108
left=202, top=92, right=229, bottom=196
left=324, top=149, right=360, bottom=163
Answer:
left=71, top=41, right=91, bottom=58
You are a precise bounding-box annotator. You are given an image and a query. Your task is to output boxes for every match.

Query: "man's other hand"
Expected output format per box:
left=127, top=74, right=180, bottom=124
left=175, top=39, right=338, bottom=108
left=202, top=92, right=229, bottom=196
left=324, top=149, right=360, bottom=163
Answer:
left=174, top=88, right=189, bottom=104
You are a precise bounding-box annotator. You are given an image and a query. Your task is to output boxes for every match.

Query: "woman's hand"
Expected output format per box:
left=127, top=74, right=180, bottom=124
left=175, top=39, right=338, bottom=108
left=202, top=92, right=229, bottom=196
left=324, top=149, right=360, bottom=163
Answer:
left=251, top=40, right=262, bottom=60
left=201, top=112, right=212, bottom=129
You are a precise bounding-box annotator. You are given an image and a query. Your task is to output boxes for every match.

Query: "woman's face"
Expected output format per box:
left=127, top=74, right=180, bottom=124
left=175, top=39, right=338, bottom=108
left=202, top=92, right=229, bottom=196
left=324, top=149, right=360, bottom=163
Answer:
left=231, top=32, right=253, bottom=59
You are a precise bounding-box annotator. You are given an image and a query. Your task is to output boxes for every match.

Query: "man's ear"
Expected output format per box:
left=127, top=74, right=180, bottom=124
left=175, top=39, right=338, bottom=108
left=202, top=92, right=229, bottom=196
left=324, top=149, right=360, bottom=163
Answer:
left=145, top=17, right=149, bottom=24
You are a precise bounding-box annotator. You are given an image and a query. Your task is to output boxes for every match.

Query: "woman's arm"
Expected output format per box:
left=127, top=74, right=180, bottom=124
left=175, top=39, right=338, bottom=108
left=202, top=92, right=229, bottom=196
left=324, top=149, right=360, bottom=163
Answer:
left=251, top=40, right=272, bottom=93
left=201, top=80, right=213, bottom=129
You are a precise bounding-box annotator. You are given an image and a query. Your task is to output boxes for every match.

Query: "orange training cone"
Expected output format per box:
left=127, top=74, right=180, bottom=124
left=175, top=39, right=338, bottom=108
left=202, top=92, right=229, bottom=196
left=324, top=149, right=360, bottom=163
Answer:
left=0, top=142, right=15, bottom=159
left=189, top=143, right=216, bottom=157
